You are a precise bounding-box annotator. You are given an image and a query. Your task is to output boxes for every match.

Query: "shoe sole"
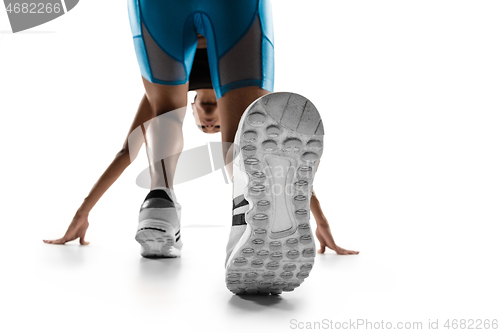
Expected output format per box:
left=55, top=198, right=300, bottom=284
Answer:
left=135, top=220, right=181, bottom=258
left=226, top=92, right=324, bottom=295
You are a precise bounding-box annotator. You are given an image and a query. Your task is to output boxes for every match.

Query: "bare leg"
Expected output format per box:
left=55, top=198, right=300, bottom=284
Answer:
left=217, top=86, right=270, bottom=179
left=142, top=77, right=188, bottom=190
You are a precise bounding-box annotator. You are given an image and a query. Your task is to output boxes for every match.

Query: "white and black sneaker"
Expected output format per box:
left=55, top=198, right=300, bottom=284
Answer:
left=225, top=92, right=324, bottom=295
left=135, top=188, right=182, bottom=258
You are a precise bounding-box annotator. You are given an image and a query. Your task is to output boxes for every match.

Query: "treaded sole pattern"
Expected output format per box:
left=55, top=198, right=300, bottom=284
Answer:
left=226, top=92, right=324, bottom=295
left=135, top=226, right=181, bottom=258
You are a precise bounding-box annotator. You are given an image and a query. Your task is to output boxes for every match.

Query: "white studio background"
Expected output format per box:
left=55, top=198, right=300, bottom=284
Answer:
left=0, top=1, right=499, bottom=332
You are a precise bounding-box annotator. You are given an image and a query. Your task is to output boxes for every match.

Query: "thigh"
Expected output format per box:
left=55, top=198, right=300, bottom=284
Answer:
left=127, top=0, right=198, bottom=85
left=202, top=0, right=275, bottom=99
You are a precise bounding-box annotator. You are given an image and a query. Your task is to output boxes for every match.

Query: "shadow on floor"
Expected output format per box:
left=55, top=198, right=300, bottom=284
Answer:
left=228, top=293, right=295, bottom=311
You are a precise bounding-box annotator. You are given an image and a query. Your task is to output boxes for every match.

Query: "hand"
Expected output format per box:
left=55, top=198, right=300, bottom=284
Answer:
left=43, top=213, right=90, bottom=245
left=315, top=223, right=359, bottom=255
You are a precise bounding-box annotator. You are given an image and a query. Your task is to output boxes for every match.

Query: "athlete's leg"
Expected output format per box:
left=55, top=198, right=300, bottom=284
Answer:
left=133, top=78, right=188, bottom=258
left=141, top=78, right=188, bottom=190
left=217, top=86, right=270, bottom=179
left=127, top=0, right=199, bottom=258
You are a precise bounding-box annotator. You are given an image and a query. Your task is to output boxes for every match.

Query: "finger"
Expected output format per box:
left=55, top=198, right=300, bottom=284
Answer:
left=79, top=234, right=90, bottom=246
left=43, top=238, right=66, bottom=245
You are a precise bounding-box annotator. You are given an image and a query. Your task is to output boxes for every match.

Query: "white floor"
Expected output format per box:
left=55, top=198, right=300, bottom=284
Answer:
left=3, top=195, right=500, bottom=333
left=2, top=1, right=500, bottom=332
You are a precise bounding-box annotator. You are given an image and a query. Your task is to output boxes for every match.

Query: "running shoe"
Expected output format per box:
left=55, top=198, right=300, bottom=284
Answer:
left=135, top=189, right=182, bottom=258
left=225, top=92, right=324, bottom=294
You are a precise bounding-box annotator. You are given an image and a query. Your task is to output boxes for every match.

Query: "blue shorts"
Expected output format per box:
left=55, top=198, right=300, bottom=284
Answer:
left=127, top=0, right=274, bottom=99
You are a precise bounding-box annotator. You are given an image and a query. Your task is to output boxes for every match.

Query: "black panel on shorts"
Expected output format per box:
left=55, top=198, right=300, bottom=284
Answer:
left=219, top=15, right=263, bottom=87
left=189, top=48, right=213, bottom=91
left=142, top=23, right=186, bottom=83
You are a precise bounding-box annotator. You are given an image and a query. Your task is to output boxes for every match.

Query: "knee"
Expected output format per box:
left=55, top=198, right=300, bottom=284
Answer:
left=149, top=102, right=171, bottom=117
left=147, top=96, right=187, bottom=118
